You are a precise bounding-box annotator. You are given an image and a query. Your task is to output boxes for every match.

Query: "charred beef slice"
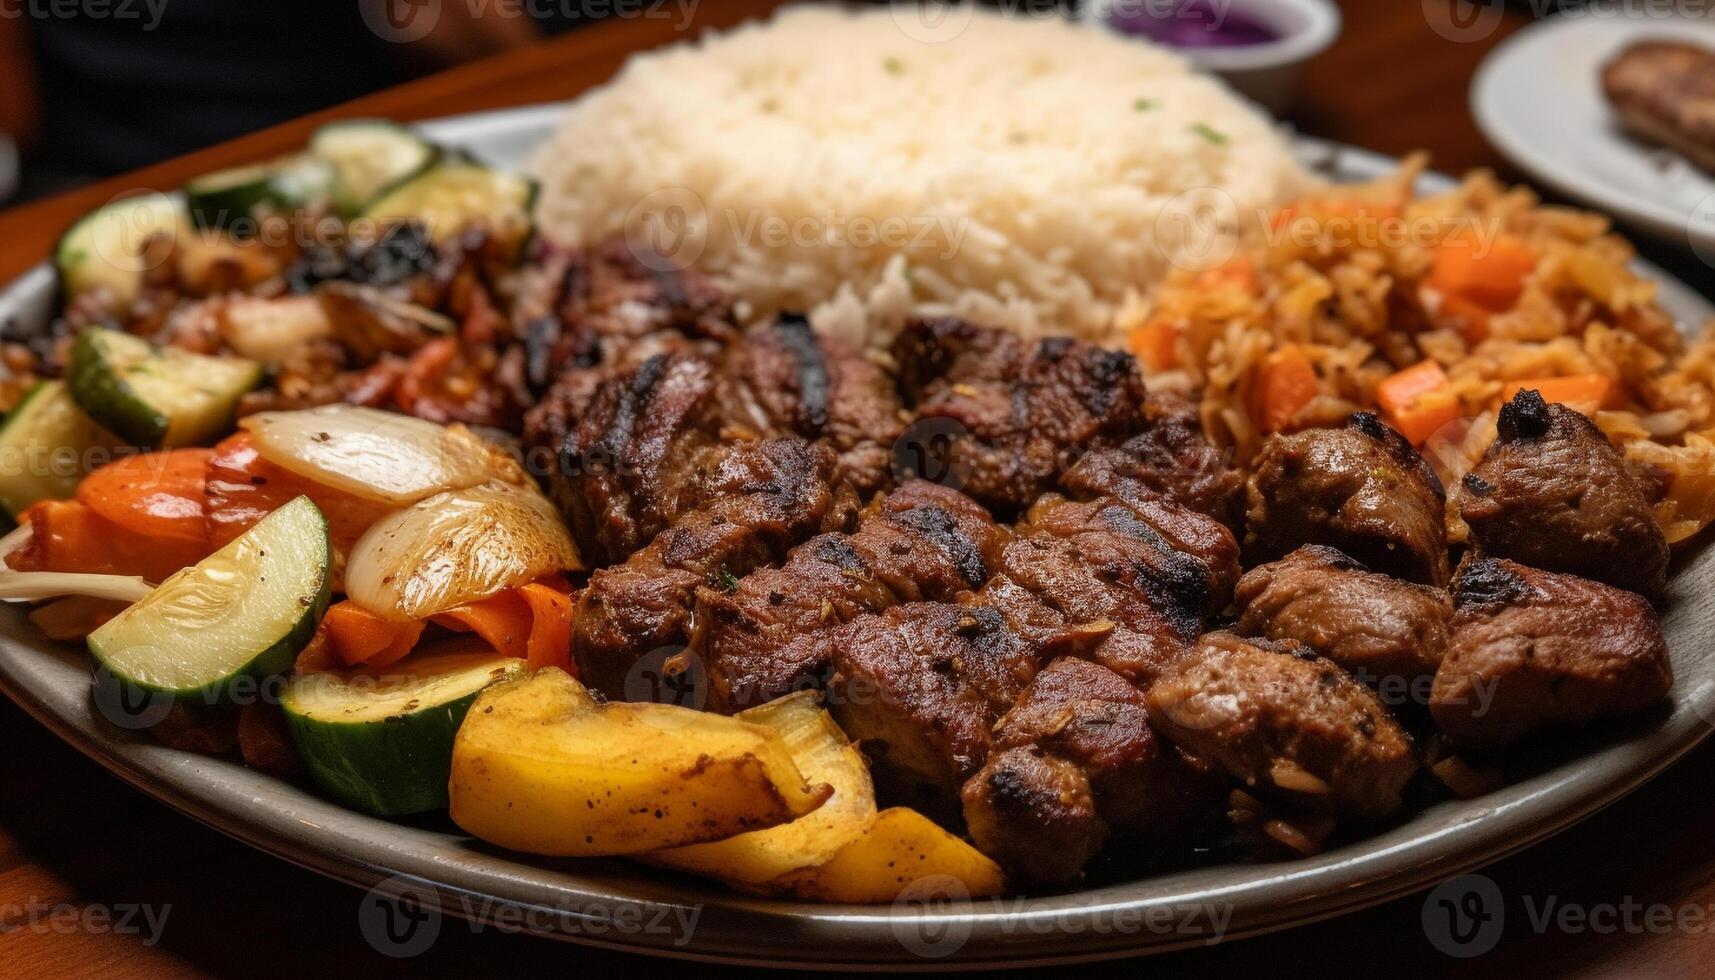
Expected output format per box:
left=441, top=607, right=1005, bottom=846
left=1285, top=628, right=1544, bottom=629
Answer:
left=1147, top=632, right=1419, bottom=821
left=1235, top=545, right=1452, bottom=687
left=571, top=438, right=853, bottom=698
left=1244, top=412, right=1450, bottom=586
left=1457, top=389, right=1668, bottom=599
left=719, top=315, right=905, bottom=497
left=1431, top=556, right=1672, bottom=751
left=962, top=657, right=1221, bottom=886
left=696, top=480, right=1009, bottom=712
left=891, top=317, right=1149, bottom=513
left=1060, top=392, right=1244, bottom=528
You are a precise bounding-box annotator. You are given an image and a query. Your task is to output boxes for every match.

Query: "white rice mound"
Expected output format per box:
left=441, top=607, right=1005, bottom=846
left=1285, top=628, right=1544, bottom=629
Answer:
left=529, top=4, right=1313, bottom=346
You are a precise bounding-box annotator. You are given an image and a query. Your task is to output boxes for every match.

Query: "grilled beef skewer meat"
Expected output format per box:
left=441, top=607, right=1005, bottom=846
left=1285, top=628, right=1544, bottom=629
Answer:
left=1148, top=632, right=1420, bottom=822
left=719, top=315, right=906, bottom=497
left=1061, top=392, right=1244, bottom=529
left=697, top=480, right=1010, bottom=712
left=1235, top=545, right=1452, bottom=688
left=892, top=317, right=1151, bottom=513
left=571, top=438, right=855, bottom=698
left=1245, top=412, right=1450, bottom=587
left=1431, top=556, right=1672, bottom=751
left=1456, top=389, right=1669, bottom=599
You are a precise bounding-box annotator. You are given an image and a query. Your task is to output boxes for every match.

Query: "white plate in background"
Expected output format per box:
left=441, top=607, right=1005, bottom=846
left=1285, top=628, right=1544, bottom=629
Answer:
left=1473, top=12, right=1715, bottom=256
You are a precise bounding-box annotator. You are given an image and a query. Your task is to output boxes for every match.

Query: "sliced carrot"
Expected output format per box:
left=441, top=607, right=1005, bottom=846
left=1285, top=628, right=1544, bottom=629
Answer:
left=76, top=449, right=213, bottom=545
left=1129, top=317, right=1181, bottom=372
left=1377, top=360, right=1461, bottom=446
left=10, top=499, right=210, bottom=582
left=205, top=433, right=393, bottom=556
left=322, top=600, right=426, bottom=669
left=1429, top=228, right=1538, bottom=315
left=432, top=589, right=534, bottom=661
left=1249, top=346, right=1320, bottom=434
left=1500, top=374, right=1618, bottom=413
left=1438, top=292, right=1496, bottom=344
left=519, top=582, right=576, bottom=674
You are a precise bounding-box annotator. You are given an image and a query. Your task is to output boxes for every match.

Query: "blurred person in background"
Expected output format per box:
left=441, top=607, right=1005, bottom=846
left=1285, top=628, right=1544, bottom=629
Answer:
left=0, top=0, right=581, bottom=204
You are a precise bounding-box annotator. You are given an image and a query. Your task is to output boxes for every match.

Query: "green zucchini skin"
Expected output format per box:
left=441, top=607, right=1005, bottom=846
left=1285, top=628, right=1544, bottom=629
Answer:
left=185, top=158, right=335, bottom=233
left=67, top=330, right=169, bottom=447
left=67, top=328, right=263, bottom=449
left=0, top=381, right=113, bottom=518
left=87, top=497, right=331, bottom=705
left=283, top=657, right=527, bottom=817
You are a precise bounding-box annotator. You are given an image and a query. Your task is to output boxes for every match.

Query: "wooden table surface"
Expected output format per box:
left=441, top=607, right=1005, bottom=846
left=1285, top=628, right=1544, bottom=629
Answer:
left=3, top=3, right=1713, bottom=976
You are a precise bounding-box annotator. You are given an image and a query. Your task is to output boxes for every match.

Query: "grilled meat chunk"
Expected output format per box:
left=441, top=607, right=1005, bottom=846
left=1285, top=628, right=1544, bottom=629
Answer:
left=571, top=439, right=851, bottom=698
left=1602, top=40, right=1715, bottom=175
left=720, top=315, right=905, bottom=496
left=697, top=481, right=1009, bottom=711
left=1431, top=557, right=1672, bottom=751
left=962, top=657, right=1219, bottom=885
left=825, top=603, right=1044, bottom=807
left=1457, top=390, right=1668, bottom=599
left=1235, top=545, right=1452, bottom=687
left=1061, top=395, right=1243, bottom=527
left=1245, top=413, right=1450, bottom=586
left=1148, top=632, right=1419, bottom=820
left=543, top=351, right=722, bottom=565
left=892, top=318, right=1149, bottom=512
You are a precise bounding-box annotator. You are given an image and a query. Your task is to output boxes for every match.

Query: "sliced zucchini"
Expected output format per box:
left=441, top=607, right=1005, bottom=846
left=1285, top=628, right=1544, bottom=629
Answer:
left=88, top=495, right=329, bottom=702
left=310, top=120, right=439, bottom=214
left=185, top=155, right=335, bottom=232
left=68, top=328, right=262, bottom=448
left=283, top=650, right=527, bottom=816
left=362, top=163, right=537, bottom=254
left=0, top=382, right=117, bottom=518
left=56, top=192, right=190, bottom=308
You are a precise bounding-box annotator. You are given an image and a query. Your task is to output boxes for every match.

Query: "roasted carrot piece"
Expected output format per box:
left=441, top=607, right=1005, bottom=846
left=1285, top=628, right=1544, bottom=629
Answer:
left=11, top=500, right=209, bottom=582
left=77, top=449, right=213, bottom=545
left=1500, top=374, right=1618, bottom=413
left=1377, top=360, right=1461, bottom=446
left=322, top=600, right=426, bottom=669
left=1249, top=346, right=1320, bottom=434
left=1129, top=318, right=1181, bottom=372
left=432, top=589, right=534, bottom=661
left=205, top=433, right=393, bottom=556
left=1429, top=228, right=1539, bottom=313
left=519, top=582, right=576, bottom=674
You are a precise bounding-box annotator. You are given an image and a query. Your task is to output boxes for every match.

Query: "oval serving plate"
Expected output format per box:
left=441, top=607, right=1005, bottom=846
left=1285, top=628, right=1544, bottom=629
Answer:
left=0, top=110, right=1712, bottom=969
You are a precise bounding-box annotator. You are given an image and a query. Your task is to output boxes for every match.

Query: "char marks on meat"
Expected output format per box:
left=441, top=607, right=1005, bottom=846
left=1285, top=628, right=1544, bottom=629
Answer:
left=963, top=657, right=1219, bottom=885
left=1235, top=545, right=1452, bottom=686
left=1245, top=412, right=1450, bottom=586
left=1457, top=390, right=1669, bottom=599
left=697, top=480, right=1009, bottom=712
left=1431, top=556, right=1672, bottom=751
left=1061, top=392, right=1244, bottom=528
left=721, top=315, right=906, bottom=496
left=1148, top=632, right=1419, bottom=821
left=544, top=351, right=723, bottom=565
left=892, top=317, right=1149, bottom=512
left=571, top=438, right=853, bottom=698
